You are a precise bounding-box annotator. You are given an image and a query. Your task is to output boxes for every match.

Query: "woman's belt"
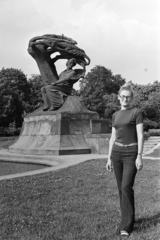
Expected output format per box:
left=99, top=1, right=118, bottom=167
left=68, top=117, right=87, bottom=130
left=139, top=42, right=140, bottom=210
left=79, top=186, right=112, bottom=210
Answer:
left=115, top=142, right=138, bottom=147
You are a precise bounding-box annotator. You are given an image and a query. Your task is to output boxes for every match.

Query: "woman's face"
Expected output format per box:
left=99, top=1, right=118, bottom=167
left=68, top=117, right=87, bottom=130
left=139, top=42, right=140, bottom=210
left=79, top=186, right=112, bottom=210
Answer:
left=118, top=89, right=132, bottom=108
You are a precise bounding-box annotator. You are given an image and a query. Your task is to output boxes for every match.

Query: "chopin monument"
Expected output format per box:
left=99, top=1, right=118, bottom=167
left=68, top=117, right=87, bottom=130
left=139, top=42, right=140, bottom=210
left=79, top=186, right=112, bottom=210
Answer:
left=27, top=34, right=90, bottom=111
left=9, top=34, right=109, bottom=155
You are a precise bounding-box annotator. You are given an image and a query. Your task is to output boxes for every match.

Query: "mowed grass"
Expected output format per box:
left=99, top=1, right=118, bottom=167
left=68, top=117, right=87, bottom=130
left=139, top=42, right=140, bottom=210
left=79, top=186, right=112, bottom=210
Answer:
left=0, top=138, right=47, bottom=176
left=145, top=147, right=160, bottom=158
left=0, top=158, right=159, bottom=240
left=0, top=162, right=46, bottom=176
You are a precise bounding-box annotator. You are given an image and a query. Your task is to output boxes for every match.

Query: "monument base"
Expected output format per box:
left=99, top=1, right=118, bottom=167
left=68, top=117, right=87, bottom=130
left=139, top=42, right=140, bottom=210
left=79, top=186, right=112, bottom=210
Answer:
left=9, top=134, right=91, bottom=155
left=9, top=96, right=105, bottom=155
left=85, top=133, right=110, bottom=154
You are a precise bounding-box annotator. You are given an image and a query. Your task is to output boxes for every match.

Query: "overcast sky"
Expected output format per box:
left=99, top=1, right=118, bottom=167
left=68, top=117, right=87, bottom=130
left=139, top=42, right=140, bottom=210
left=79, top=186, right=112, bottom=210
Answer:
left=0, top=0, right=160, bottom=87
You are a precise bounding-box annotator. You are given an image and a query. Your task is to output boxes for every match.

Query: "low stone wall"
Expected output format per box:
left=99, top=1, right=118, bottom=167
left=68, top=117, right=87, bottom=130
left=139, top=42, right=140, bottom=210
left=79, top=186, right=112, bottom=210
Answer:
left=85, top=134, right=110, bottom=155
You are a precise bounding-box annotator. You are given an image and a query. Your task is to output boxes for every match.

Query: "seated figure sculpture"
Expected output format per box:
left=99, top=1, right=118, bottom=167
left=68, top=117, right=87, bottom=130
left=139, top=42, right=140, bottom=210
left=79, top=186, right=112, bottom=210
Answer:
left=41, top=58, right=85, bottom=111
left=28, top=34, right=90, bottom=111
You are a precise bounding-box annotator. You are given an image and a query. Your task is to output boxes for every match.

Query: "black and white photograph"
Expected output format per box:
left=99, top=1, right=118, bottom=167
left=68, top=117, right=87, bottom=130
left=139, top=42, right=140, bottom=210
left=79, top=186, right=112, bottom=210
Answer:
left=0, top=0, right=159, bottom=239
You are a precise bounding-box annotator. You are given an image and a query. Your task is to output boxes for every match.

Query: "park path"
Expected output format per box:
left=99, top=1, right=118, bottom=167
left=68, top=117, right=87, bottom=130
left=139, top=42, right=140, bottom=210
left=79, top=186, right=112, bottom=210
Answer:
left=143, top=136, right=160, bottom=155
left=0, top=136, right=160, bottom=180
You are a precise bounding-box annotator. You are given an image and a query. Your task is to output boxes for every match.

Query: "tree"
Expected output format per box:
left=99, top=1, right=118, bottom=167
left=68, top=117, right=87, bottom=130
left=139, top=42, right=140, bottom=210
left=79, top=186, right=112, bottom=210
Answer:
left=132, top=82, right=160, bottom=131
left=79, top=65, right=125, bottom=117
left=27, top=74, right=44, bottom=112
left=103, top=93, right=120, bottom=118
left=0, top=68, right=32, bottom=129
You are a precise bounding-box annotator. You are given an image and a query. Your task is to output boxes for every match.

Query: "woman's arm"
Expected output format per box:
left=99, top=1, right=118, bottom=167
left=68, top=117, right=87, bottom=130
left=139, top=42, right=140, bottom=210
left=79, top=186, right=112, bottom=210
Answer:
left=106, top=127, right=116, bottom=172
left=135, top=123, right=144, bottom=171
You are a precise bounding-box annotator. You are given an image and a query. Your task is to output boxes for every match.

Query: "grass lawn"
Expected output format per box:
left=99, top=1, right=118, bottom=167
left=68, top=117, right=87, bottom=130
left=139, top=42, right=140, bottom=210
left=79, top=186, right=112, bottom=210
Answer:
left=0, top=158, right=159, bottom=240
left=145, top=147, right=160, bottom=158
left=0, top=162, right=47, bottom=176
left=0, top=138, right=47, bottom=176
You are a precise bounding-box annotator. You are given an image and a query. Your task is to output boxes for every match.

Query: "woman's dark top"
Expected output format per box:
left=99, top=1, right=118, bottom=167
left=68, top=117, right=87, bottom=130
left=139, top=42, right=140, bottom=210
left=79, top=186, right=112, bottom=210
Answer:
left=112, top=107, right=143, bottom=144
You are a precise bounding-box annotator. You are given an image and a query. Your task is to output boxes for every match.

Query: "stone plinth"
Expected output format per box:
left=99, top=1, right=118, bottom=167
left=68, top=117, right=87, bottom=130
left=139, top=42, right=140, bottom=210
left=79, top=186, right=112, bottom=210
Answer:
left=9, top=96, right=100, bottom=155
left=91, top=119, right=110, bottom=134
left=85, top=134, right=111, bottom=154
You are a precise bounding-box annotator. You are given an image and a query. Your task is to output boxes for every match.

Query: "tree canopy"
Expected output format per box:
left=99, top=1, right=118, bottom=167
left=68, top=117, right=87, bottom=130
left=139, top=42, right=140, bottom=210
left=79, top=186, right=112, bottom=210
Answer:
left=27, top=74, right=44, bottom=112
left=132, top=82, right=160, bottom=131
left=0, top=68, right=31, bottom=129
left=79, top=65, right=125, bottom=117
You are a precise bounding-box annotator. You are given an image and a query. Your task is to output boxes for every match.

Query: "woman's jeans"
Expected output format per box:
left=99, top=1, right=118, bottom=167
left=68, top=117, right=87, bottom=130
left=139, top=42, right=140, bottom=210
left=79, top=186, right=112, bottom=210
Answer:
left=111, top=143, right=138, bottom=233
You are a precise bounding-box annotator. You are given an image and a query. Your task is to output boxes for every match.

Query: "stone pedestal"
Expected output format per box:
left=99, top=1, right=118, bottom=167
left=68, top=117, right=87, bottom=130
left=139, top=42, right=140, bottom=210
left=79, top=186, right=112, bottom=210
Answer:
left=85, top=133, right=110, bottom=154
left=9, top=96, right=101, bottom=155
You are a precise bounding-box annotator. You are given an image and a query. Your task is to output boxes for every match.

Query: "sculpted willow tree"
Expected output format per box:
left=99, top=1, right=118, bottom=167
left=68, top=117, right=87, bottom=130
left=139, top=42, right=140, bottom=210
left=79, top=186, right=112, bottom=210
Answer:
left=28, top=34, right=90, bottom=111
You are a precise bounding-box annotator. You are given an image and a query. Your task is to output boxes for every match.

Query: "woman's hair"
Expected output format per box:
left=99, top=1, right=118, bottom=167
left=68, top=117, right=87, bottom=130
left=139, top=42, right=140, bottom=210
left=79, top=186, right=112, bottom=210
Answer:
left=118, top=83, right=134, bottom=97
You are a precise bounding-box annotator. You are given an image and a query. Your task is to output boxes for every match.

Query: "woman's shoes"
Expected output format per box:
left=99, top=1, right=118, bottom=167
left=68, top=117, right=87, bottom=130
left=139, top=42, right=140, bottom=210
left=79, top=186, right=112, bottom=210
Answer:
left=120, top=230, right=130, bottom=239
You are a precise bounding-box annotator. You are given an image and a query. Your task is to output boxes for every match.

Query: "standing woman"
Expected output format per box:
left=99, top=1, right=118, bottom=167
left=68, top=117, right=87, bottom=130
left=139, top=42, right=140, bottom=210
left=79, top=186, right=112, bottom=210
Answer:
left=106, top=83, right=144, bottom=238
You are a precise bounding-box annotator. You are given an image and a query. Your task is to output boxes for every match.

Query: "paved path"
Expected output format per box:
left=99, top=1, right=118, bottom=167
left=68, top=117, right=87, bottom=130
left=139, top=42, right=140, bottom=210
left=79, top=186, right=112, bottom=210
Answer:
left=143, top=136, right=160, bottom=155
left=0, top=149, right=108, bottom=180
left=0, top=136, right=160, bottom=180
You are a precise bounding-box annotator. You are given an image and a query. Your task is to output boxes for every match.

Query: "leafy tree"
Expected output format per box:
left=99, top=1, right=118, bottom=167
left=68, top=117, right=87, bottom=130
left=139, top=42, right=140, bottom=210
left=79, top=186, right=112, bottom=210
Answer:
left=79, top=65, right=125, bottom=117
left=0, top=68, right=31, bottom=129
left=103, top=93, right=120, bottom=118
left=27, top=74, right=44, bottom=112
left=132, top=82, right=160, bottom=131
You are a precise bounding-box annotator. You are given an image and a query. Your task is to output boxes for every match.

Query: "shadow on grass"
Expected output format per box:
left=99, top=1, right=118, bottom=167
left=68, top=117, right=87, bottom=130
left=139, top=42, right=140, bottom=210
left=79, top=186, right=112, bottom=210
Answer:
left=134, top=212, right=160, bottom=232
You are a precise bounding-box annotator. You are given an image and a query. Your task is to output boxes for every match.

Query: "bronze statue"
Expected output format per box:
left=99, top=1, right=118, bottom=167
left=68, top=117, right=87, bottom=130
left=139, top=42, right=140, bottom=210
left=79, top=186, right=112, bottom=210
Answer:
left=28, top=34, right=90, bottom=111
left=41, top=58, right=85, bottom=111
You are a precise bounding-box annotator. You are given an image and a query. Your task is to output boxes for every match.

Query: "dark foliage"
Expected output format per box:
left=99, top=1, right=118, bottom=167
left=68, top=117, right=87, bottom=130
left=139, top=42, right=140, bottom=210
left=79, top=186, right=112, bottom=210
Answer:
left=79, top=65, right=125, bottom=118
left=27, top=74, right=44, bottom=112
left=0, top=68, right=31, bottom=129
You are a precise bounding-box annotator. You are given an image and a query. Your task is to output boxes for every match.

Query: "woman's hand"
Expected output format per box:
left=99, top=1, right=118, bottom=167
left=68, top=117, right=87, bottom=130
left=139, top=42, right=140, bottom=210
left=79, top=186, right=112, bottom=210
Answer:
left=135, top=155, right=143, bottom=171
left=106, top=159, right=113, bottom=172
